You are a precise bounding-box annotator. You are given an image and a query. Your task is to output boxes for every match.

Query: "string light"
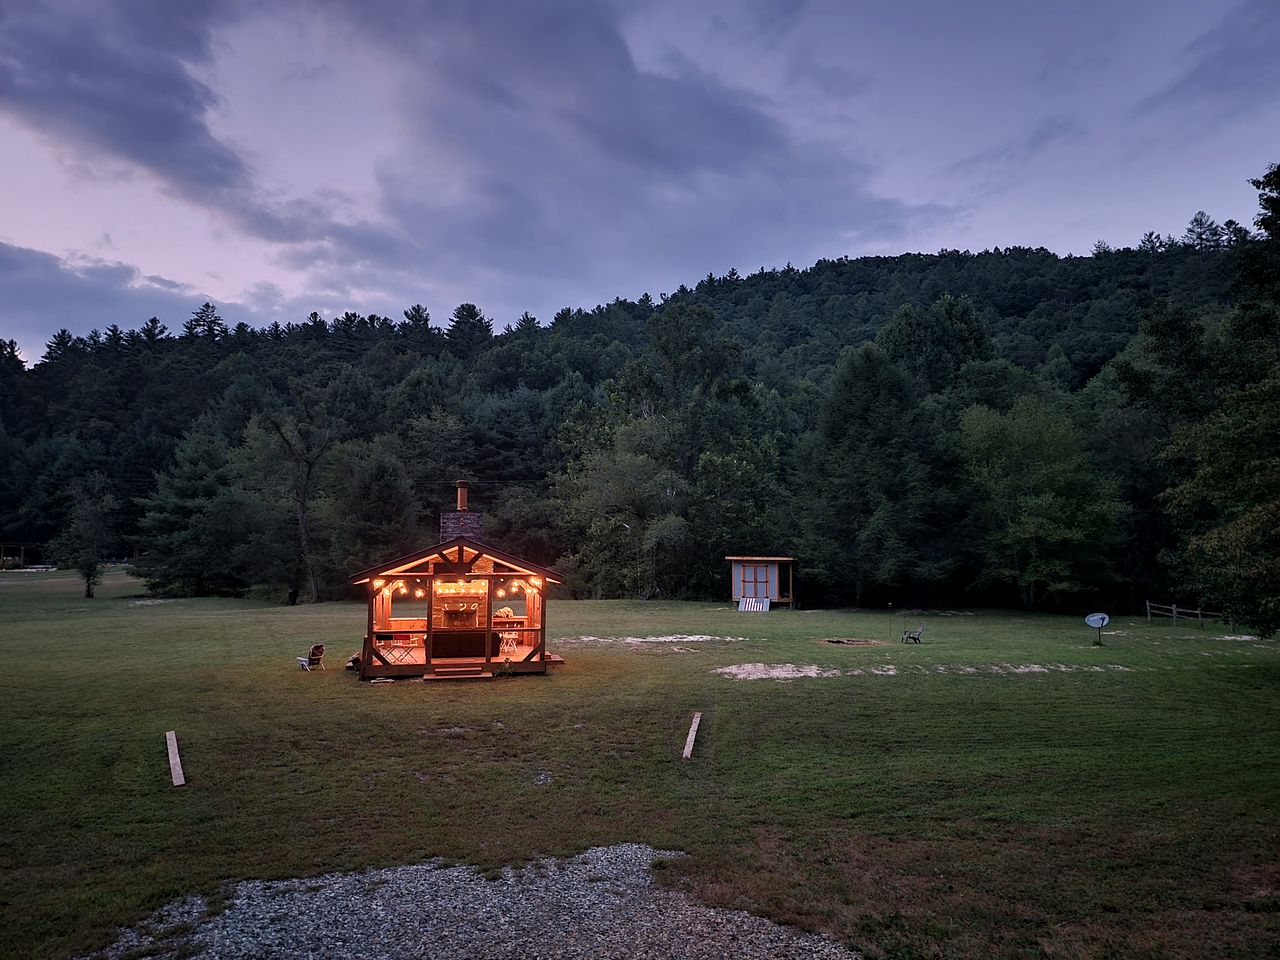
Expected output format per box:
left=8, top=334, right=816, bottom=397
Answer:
left=432, top=579, right=489, bottom=595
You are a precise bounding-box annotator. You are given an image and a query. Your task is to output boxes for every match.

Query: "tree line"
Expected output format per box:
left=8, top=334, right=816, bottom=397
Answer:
left=1, top=166, right=1276, bottom=634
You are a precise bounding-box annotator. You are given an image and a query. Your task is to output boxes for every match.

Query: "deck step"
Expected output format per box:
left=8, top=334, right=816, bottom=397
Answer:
left=424, top=668, right=493, bottom=681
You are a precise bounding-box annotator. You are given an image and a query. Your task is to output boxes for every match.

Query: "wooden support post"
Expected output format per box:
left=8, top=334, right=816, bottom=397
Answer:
left=484, top=577, right=493, bottom=670
left=424, top=576, right=433, bottom=675
left=1172, top=604, right=1178, bottom=623
left=682, top=712, right=702, bottom=760
left=1146, top=600, right=1151, bottom=624
left=165, top=730, right=186, bottom=787
left=362, top=585, right=375, bottom=680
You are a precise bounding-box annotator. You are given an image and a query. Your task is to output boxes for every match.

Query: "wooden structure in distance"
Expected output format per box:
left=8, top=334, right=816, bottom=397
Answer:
left=726, top=555, right=795, bottom=608
left=351, top=537, right=562, bottom=680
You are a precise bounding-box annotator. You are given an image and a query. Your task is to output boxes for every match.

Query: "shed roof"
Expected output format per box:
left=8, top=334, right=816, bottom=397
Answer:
left=726, top=555, right=795, bottom=562
left=351, top=536, right=562, bottom=585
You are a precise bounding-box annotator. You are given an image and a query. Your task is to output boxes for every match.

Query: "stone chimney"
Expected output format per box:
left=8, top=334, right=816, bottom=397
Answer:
left=440, top=479, right=486, bottom=541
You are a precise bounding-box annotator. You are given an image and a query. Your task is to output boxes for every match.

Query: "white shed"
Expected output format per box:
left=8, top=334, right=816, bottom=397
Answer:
left=727, top=556, right=795, bottom=608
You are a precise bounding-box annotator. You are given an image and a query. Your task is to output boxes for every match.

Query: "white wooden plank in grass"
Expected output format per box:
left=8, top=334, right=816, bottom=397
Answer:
left=166, top=730, right=186, bottom=787
left=682, top=712, right=702, bottom=760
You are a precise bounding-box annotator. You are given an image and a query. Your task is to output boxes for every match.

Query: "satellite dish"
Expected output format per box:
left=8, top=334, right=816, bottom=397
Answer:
left=1085, top=612, right=1109, bottom=645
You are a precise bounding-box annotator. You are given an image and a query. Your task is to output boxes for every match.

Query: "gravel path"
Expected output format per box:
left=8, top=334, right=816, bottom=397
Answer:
left=84, top=844, right=859, bottom=959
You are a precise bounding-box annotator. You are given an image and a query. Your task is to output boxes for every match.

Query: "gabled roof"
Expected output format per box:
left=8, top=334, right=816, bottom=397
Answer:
left=350, top=536, right=562, bottom=585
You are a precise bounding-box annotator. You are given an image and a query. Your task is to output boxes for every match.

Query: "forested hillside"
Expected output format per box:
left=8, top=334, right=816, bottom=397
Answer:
left=2, top=170, right=1277, bottom=632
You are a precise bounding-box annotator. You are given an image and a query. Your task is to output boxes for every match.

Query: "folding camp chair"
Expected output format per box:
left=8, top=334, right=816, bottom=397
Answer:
left=900, top=623, right=924, bottom=644
left=297, top=643, right=326, bottom=670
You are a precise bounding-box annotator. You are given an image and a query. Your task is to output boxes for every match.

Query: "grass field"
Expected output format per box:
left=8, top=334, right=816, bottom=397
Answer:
left=1, top=570, right=1277, bottom=959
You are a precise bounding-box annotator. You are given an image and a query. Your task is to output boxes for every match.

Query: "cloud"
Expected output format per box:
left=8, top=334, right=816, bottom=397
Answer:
left=0, top=0, right=945, bottom=338
left=0, top=3, right=244, bottom=203
left=310, top=0, right=939, bottom=306
left=1134, top=0, right=1280, bottom=121
left=0, top=0, right=396, bottom=251
left=0, top=241, right=217, bottom=362
left=945, top=115, right=1084, bottom=201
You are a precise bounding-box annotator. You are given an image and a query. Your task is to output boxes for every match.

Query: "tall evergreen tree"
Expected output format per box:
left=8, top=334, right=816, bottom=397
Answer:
left=47, top=472, right=118, bottom=598
left=960, top=397, right=1124, bottom=608
left=445, top=303, right=493, bottom=358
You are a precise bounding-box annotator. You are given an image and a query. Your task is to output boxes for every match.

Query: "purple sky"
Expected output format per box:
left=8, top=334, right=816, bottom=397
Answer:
left=2, top=0, right=1278, bottom=364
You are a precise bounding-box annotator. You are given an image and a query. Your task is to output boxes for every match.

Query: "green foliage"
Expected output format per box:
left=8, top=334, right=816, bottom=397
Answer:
left=959, top=397, right=1125, bottom=608
left=134, top=420, right=259, bottom=596
left=1164, top=374, right=1280, bottom=636
left=45, top=472, right=118, bottom=597
left=876, top=294, right=994, bottom=393
left=6, top=168, right=1277, bottom=616
left=445, top=303, right=494, bottom=359
left=797, top=344, right=946, bottom=604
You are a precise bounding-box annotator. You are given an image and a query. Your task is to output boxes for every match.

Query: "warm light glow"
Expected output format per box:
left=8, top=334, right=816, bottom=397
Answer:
left=496, top=589, right=506, bottom=598
left=530, top=577, right=542, bottom=587
left=431, top=578, right=491, bottom=595
left=373, top=579, right=385, bottom=588
left=414, top=589, right=425, bottom=598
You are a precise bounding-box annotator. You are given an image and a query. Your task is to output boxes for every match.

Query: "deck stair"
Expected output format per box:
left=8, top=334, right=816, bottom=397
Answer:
left=424, top=664, right=493, bottom=680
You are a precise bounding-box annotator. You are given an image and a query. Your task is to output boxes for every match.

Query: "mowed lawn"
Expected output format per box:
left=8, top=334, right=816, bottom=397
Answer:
left=1, top=572, right=1277, bottom=959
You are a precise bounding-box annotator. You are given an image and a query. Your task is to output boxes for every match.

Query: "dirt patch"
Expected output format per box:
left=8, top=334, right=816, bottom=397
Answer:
left=714, top=662, right=1150, bottom=681
left=823, top=638, right=889, bottom=647
left=714, top=663, right=842, bottom=681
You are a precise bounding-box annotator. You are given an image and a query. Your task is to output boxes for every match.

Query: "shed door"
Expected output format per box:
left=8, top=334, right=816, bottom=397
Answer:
left=741, top=563, right=772, bottom=599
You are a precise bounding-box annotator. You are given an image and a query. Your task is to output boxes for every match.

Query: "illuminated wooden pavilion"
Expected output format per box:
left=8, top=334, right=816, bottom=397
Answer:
left=351, top=535, right=562, bottom=681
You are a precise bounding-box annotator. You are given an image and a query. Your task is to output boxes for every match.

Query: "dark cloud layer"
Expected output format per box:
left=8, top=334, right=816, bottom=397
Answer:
left=0, top=0, right=1273, bottom=363
left=310, top=0, right=938, bottom=303
left=1, top=0, right=936, bottom=332
left=0, top=0, right=397, bottom=251
left=0, top=240, right=221, bottom=361
left=1136, top=0, right=1280, bottom=122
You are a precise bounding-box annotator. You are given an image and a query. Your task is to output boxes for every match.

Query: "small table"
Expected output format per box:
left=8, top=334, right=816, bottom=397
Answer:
left=382, top=637, right=419, bottom=663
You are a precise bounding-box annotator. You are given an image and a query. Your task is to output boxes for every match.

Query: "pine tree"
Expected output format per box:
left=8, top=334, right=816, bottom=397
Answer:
left=47, top=472, right=118, bottom=597
left=182, top=302, right=228, bottom=340
left=445, top=303, right=493, bottom=358
left=1182, top=211, right=1224, bottom=250
left=134, top=422, right=255, bottom=595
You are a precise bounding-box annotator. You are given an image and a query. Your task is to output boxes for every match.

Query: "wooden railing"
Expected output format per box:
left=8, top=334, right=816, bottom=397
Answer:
left=1146, top=601, right=1229, bottom=628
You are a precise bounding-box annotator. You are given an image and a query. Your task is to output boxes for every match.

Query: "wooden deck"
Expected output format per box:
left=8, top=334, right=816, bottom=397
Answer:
left=374, top=641, right=539, bottom=665
left=363, top=643, right=563, bottom=680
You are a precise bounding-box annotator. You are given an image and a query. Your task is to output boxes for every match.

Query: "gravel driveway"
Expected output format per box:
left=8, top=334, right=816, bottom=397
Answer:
left=84, top=844, right=859, bottom=959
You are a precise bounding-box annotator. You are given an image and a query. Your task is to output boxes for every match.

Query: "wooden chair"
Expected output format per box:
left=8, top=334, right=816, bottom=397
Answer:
left=900, top=624, right=924, bottom=644
left=297, top=643, right=326, bottom=670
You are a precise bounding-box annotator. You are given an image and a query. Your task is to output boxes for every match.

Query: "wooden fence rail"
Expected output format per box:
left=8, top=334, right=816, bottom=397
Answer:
left=1146, top=601, right=1229, bottom=628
